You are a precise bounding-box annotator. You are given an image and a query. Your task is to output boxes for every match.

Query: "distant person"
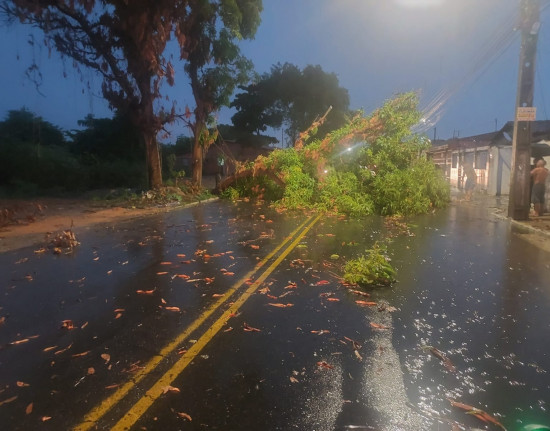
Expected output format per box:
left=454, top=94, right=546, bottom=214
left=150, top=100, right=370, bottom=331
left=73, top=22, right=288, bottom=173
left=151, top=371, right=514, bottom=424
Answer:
left=530, top=159, right=549, bottom=216
left=463, top=163, right=477, bottom=201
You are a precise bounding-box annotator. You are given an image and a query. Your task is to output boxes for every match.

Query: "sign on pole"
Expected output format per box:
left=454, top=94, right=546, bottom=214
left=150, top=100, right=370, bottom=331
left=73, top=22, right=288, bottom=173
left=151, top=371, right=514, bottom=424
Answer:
left=516, top=106, right=537, bottom=121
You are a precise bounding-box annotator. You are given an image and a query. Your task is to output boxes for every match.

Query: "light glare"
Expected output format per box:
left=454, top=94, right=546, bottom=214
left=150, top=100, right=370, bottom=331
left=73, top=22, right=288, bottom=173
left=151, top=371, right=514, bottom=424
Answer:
left=395, top=0, right=445, bottom=8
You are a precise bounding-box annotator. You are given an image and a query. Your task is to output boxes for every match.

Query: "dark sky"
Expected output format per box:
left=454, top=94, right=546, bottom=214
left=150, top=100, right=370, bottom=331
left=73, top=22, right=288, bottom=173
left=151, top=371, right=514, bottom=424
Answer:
left=1, top=0, right=549, bottom=141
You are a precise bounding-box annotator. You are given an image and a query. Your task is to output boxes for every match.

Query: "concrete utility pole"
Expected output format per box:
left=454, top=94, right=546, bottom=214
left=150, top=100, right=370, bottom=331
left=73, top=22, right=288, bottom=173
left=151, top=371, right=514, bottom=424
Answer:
left=508, top=0, right=540, bottom=220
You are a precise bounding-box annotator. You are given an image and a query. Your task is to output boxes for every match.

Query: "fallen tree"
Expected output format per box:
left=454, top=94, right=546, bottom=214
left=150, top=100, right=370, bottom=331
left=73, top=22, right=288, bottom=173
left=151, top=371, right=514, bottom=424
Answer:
left=220, top=92, right=450, bottom=217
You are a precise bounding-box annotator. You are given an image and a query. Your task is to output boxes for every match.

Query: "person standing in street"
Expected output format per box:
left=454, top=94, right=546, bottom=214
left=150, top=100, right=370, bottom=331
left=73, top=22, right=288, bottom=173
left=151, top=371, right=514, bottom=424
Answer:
left=530, top=159, right=549, bottom=216
left=463, top=162, right=477, bottom=201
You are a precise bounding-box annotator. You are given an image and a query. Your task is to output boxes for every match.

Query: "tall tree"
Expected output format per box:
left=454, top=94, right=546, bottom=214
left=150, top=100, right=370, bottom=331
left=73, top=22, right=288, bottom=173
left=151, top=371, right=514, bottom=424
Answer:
left=177, top=0, right=262, bottom=186
left=1, top=0, right=187, bottom=189
left=231, top=63, right=350, bottom=145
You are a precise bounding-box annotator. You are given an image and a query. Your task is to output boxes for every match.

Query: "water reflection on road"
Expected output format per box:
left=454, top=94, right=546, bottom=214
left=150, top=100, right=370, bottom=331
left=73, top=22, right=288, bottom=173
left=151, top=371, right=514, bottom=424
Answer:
left=385, top=199, right=550, bottom=429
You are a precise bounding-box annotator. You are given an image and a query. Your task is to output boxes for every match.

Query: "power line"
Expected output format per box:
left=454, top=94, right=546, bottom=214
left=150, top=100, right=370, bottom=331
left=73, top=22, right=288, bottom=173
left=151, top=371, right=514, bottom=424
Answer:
left=415, top=5, right=520, bottom=133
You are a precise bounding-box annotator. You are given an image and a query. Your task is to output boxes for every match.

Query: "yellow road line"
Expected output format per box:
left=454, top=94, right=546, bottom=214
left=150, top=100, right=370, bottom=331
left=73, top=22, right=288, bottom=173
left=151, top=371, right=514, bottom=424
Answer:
left=111, top=213, right=320, bottom=430
left=74, top=214, right=317, bottom=431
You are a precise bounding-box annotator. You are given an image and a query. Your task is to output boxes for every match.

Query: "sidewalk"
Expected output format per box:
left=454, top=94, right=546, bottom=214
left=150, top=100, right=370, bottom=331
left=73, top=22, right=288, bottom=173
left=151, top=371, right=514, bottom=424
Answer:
left=485, top=194, right=550, bottom=237
left=456, top=190, right=550, bottom=253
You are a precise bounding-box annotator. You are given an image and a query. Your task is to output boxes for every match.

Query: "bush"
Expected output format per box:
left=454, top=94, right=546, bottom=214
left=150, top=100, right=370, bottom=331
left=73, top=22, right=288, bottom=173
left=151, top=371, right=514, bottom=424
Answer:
left=343, top=242, right=396, bottom=287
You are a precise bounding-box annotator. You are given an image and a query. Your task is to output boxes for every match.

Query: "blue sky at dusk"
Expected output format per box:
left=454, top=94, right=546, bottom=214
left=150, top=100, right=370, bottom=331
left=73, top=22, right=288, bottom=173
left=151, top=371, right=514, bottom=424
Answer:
left=1, top=0, right=549, bottom=142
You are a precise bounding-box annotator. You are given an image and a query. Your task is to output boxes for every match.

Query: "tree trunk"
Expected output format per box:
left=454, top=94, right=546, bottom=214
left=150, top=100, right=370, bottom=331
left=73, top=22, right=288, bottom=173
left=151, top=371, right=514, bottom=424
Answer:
left=192, top=131, right=203, bottom=187
left=144, top=131, right=163, bottom=189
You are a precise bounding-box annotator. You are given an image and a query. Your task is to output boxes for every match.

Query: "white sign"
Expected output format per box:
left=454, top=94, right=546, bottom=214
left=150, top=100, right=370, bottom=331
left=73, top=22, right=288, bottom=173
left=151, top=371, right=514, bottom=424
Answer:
left=516, top=107, right=536, bottom=121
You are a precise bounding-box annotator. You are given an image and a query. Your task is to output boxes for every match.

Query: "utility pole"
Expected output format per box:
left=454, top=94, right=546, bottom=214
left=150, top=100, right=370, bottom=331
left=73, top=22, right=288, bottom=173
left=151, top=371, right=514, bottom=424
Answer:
left=508, top=0, right=540, bottom=220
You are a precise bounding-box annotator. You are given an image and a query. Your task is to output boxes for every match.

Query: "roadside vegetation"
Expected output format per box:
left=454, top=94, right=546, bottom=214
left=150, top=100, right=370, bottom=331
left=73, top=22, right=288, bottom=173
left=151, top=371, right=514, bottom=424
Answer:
left=0, top=108, right=209, bottom=204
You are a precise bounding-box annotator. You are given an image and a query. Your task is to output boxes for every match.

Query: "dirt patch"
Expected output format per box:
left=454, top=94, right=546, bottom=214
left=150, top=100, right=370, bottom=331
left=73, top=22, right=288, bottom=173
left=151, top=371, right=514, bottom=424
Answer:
left=0, top=198, right=204, bottom=253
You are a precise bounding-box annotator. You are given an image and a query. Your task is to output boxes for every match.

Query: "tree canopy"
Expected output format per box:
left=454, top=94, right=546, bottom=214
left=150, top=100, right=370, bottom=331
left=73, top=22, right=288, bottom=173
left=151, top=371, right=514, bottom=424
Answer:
left=231, top=63, right=350, bottom=146
left=180, top=0, right=262, bottom=186
left=1, top=0, right=263, bottom=189
left=0, top=108, right=66, bottom=148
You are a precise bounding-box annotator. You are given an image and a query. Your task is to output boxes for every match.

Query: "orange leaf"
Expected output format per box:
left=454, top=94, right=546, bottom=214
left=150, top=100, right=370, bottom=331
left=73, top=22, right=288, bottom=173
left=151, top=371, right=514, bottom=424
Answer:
left=267, top=303, right=294, bottom=308
left=10, top=338, right=29, bottom=345
left=105, top=384, right=119, bottom=389
left=87, top=367, right=95, bottom=375
left=61, top=320, right=75, bottom=330
left=16, top=381, right=29, bottom=387
left=311, top=330, right=330, bottom=335
left=156, top=271, right=168, bottom=275
left=212, top=294, right=224, bottom=297
left=316, top=361, right=334, bottom=370
left=160, top=262, right=172, bottom=265
left=349, top=289, right=370, bottom=297
left=41, top=416, right=52, bottom=422
left=0, top=396, right=17, bottom=406
left=25, top=402, right=33, bottom=415
left=43, top=346, right=58, bottom=352
left=316, top=280, right=330, bottom=286
left=115, top=313, right=122, bottom=319
left=72, top=351, right=91, bottom=358
left=289, top=376, right=299, bottom=383
left=223, top=272, right=235, bottom=276
left=176, top=254, right=186, bottom=258
left=162, top=385, right=181, bottom=394
left=370, top=322, right=390, bottom=330
left=101, top=353, right=111, bottom=364
left=54, top=343, right=73, bottom=355
left=250, top=245, right=260, bottom=250
left=177, top=412, right=192, bottom=421
left=326, top=298, right=340, bottom=302
left=355, top=300, right=377, bottom=307
left=136, top=289, right=155, bottom=295
left=164, top=306, right=180, bottom=312
left=243, top=322, right=261, bottom=332
left=176, top=274, right=190, bottom=279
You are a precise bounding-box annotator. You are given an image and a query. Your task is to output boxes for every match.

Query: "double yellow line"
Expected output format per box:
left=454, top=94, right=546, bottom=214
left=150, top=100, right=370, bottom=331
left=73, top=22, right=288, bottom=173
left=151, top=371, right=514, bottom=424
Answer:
left=74, top=213, right=320, bottom=431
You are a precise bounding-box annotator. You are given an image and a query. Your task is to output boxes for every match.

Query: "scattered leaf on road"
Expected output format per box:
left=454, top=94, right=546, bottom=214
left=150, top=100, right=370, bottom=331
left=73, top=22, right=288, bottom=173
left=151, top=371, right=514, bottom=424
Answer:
left=355, top=300, right=377, bottom=307
left=316, top=361, right=334, bottom=370
left=370, top=322, right=390, bottom=330
left=61, top=320, right=75, bottom=330
left=176, top=412, right=192, bottom=421
left=0, top=396, right=17, bottom=406
left=136, top=289, right=155, bottom=295
left=243, top=322, right=261, bottom=332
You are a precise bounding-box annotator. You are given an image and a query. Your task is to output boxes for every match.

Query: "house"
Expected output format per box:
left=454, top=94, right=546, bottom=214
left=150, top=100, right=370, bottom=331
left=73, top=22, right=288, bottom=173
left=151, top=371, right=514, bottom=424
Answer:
left=174, top=126, right=277, bottom=177
left=427, top=121, right=550, bottom=196
left=202, top=140, right=273, bottom=176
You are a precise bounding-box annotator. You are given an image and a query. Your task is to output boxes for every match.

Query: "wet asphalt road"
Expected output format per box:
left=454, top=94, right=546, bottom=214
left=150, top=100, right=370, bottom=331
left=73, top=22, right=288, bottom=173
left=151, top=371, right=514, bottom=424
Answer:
left=0, top=198, right=549, bottom=431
